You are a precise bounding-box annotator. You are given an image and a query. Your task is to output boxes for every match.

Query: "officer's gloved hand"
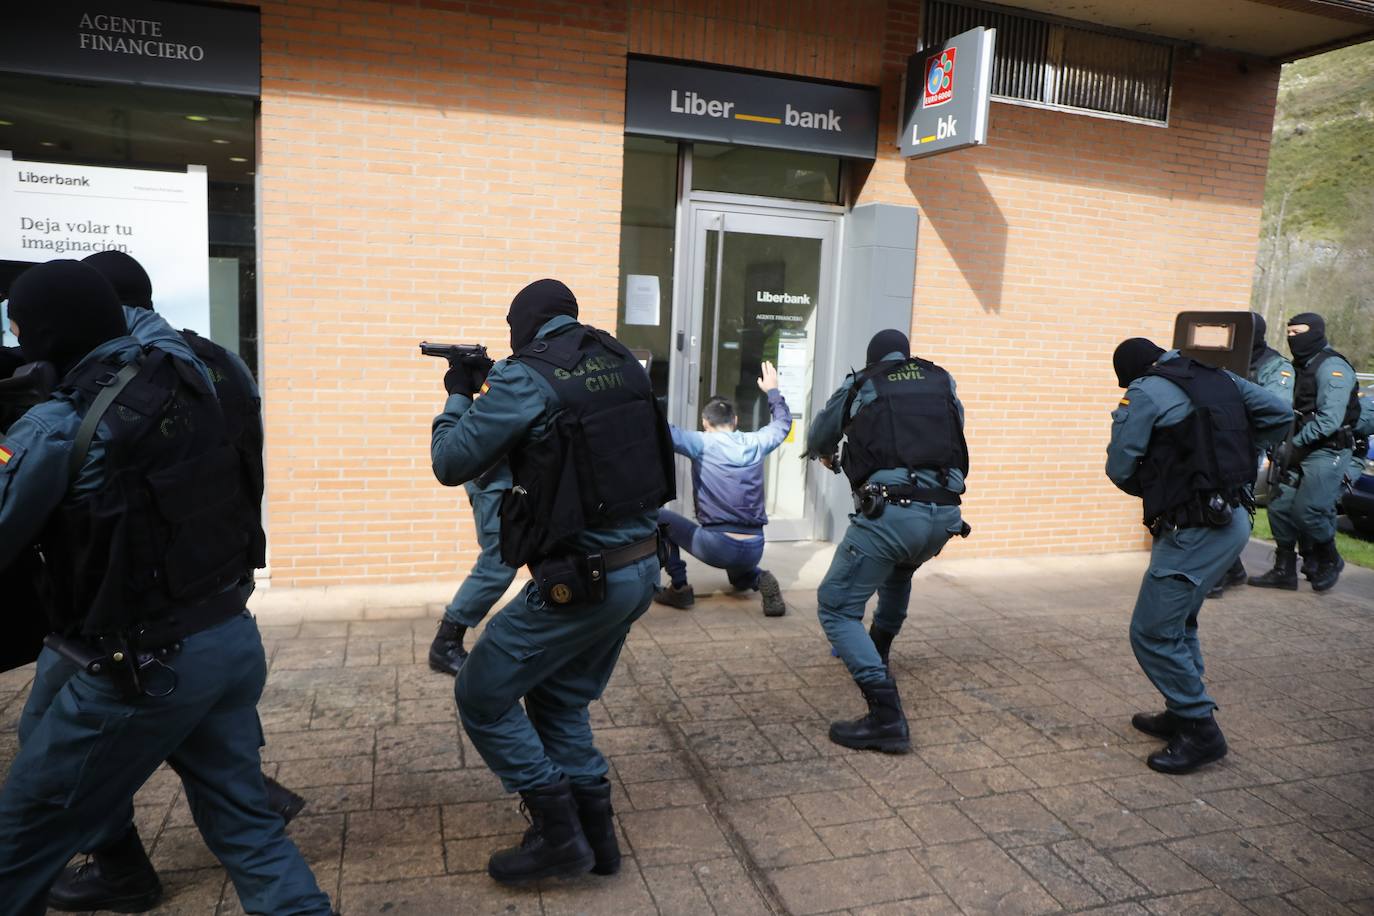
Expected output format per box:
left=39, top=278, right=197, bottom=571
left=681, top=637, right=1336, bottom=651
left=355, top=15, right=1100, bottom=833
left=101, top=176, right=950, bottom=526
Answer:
left=443, top=354, right=495, bottom=397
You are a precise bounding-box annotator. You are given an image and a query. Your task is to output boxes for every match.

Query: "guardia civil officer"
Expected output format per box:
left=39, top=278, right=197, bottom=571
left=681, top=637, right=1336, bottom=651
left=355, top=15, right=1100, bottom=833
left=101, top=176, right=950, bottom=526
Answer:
left=1250, top=313, right=1360, bottom=592
left=430, top=279, right=673, bottom=884
left=429, top=459, right=516, bottom=675
left=0, top=261, right=334, bottom=914
left=29, top=251, right=308, bottom=911
left=1208, top=313, right=1294, bottom=598
left=805, top=330, right=968, bottom=754
left=1108, top=338, right=1289, bottom=774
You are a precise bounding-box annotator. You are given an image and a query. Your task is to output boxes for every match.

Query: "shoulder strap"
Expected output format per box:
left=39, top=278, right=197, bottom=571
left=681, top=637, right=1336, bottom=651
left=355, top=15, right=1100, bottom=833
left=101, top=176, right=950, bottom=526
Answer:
left=840, top=360, right=903, bottom=430
left=67, top=361, right=141, bottom=486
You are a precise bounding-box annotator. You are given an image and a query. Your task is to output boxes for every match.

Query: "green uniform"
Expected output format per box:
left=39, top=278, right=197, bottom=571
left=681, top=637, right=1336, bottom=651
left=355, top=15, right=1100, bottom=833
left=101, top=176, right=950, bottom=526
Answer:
left=806, top=350, right=965, bottom=686
left=431, top=316, right=658, bottom=793
left=1107, top=352, right=1290, bottom=716
left=1268, top=349, right=1356, bottom=548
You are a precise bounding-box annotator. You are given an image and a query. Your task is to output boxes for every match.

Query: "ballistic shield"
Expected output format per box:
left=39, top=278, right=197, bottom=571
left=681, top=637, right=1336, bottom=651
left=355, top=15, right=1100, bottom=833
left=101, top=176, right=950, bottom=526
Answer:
left=1171, top=311, right=1255, bottom=376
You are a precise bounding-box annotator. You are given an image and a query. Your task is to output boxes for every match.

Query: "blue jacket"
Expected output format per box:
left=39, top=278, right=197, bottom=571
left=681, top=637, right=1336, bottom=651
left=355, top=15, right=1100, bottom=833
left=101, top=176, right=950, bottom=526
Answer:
left=671, top=389, right=791, bottom=529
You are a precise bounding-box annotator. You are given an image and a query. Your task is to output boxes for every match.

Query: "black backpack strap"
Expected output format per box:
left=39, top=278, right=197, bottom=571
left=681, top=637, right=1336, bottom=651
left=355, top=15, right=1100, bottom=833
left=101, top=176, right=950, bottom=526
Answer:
left=67, top=361, right=141, bottom=486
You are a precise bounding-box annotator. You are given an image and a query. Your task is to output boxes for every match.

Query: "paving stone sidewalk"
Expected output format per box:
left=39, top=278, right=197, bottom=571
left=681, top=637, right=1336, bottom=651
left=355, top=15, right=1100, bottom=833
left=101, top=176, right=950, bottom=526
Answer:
left=2, top=543, right=1373, bottom=915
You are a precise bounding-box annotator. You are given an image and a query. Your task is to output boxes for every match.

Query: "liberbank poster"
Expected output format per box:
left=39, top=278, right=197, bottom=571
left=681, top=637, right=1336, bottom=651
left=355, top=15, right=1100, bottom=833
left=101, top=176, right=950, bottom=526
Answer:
left=0, top=154, right=210, bottom=336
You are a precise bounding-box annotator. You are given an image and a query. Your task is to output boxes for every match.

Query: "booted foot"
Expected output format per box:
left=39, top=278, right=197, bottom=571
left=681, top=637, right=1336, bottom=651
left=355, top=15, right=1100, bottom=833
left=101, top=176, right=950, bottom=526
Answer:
left=1131, top=709, right=1186, bottom=740
left=757, top=570, right=785, bottom=617
left=1207, top=560, right=1249, bottom=598
left=869, top=624, right=897, bottom=668
left=429, top=620, right=468, bottom=675
left=1248, top=547, right=1298, bottom=590
left=570, top=778, right=621, bottom=876
left=1300, top=553, right=1318, bottom=581
left=653, top=584, right=695, bottom=609
left=263, top=775, right=307, bottom=824
left=48, top=826, right=162, bottom=913
left=1310, top=540, right=1344, bottom=592
left=488, top=778, right=595, bottom=885
left=829, top=678, right=910, bottom=754
left=1146, top=714, right=1228, bottom=775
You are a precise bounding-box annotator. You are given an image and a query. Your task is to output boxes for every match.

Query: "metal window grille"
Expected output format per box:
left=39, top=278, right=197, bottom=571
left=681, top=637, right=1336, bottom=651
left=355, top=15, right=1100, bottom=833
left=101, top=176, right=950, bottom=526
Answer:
left=922, top=0, right=1173, bottom=123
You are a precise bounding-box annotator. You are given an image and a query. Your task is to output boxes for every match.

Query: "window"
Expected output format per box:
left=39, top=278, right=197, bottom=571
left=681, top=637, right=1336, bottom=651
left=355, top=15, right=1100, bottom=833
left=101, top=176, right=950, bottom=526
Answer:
left=922, top=0, right=1173, bottom=124
left=690, top=143, right=841, bottom=204
left=0, top=74, right=259, bottom=373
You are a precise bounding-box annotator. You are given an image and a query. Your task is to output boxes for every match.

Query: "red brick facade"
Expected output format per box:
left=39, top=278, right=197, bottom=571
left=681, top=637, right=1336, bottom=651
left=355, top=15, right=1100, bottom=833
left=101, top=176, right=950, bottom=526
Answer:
left=256, top=0, right=1279, bottom=585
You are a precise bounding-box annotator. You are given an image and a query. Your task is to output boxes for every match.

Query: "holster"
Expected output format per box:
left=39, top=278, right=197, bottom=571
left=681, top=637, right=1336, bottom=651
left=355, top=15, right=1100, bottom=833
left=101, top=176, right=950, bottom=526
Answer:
left=530, top=532, right=661, bottom=608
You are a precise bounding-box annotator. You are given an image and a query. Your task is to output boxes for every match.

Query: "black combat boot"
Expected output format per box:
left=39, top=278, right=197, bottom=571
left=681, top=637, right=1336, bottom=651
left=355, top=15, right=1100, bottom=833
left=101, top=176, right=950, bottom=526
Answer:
left=1310, top=539, right=1345, bottom=592
left=264, top=775, right=307, bottom=824
left=1248, top=545, right=1298, bottom=590
left=1146, top=713, right=1228, bottom=774
left=653, top=584, right=695, bottom=609
left=1130, top=709, right=1187, bottom=739
left=869, top=623, right=897, bottom=668
left=1299, top=546, right=1318, bottom=581
left=828, top=678, right=910, bottom=754
left=570, top=777, right=621, bottom=876
left=488, top=778, right=595, bottom=885
left=1206, top=557, right=1249, bottom=598
left=428, top=620, right=468, bottom=675
left=48, top=825, right=162, bottom=913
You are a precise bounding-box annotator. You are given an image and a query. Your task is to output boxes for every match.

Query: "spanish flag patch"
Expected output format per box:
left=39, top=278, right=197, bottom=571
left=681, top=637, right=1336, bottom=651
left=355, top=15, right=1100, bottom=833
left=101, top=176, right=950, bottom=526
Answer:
left=478, top=382, right=490, bottom=397
left=0, top=445, right=12, bottom=465
left=1331, top=370, right=1344, bottom=378
left=1119, top=397, right=1130, bottom=407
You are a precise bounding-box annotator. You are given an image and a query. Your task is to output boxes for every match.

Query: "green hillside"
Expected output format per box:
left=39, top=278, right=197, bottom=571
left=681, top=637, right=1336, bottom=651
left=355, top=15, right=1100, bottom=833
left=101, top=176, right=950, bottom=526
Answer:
left=1253, top=41, right=1374, bottom=373
left=1262, top=42, right=1374, bottom=242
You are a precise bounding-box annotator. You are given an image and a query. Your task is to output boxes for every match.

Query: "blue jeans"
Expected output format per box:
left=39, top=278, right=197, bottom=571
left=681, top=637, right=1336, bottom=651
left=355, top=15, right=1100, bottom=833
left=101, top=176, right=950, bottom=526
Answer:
left=0, top=613, right=333, bottom=916
left=660, top=509, right=764, bottom=590
left=818, top=502, right=964, bottom=686
left=445, top=483, right=518, bottom=628
left=1129, top=511, right=1250, bottom=719
left=455, top=555, right=658, bottom=793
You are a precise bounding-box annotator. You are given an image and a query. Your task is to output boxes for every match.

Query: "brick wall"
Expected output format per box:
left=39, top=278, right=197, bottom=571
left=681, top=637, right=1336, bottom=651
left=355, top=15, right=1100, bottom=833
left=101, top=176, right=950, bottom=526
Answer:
left=862, top=4, right=1280, bottom=556
left=257, top=0, right=1279, bottom=584
left=258, top=0, right=630, bottom=585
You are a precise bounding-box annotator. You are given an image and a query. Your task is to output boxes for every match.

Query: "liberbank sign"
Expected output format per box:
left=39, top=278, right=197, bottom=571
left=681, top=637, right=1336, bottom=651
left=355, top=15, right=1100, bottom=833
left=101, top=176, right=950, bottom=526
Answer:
left=625, top=58, right=880, bottom=159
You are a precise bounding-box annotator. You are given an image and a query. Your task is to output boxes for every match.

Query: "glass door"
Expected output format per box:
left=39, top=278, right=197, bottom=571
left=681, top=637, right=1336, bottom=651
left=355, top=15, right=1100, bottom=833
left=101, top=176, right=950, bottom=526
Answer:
left=672, top=205, right=838, bottom=541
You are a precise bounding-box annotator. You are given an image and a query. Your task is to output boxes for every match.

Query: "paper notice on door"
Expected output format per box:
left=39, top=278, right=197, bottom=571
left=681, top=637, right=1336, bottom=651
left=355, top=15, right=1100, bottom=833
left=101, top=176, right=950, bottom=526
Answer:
left=624, top=274, right=660, bottom=326
left=776, top=331, right=809, bottom=414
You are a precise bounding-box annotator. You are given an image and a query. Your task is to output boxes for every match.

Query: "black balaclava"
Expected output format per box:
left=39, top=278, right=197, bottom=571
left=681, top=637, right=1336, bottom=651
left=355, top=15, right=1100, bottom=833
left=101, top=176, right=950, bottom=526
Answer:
left=1286, top=312, right=1326, bottom=364
left=7, top=260, right=127, bottom=374
left=1113, top=337, right=1164, bottom=388
left=1251, top=312, right=1268, bottom=364
left=82, top=250, right=153, bottom=310
left=866, top=329, right=911, bottom=367
left=507, top=279, right=579, bottom=351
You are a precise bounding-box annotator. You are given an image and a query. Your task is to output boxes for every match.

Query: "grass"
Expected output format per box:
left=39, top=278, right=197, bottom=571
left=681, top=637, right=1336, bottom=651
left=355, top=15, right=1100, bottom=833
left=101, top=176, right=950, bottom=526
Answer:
left=1251, top=508, right=1374, bottom=570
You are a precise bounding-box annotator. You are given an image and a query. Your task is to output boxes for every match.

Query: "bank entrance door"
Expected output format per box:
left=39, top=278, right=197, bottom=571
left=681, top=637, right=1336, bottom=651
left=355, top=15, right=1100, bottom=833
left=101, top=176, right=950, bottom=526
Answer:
left=671, top=204, right=839, bottom=541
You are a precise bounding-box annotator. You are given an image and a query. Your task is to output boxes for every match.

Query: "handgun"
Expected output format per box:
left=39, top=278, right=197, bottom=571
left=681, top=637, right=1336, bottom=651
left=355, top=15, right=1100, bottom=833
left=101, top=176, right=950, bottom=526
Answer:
left=419, top=342, right=489, bottom=364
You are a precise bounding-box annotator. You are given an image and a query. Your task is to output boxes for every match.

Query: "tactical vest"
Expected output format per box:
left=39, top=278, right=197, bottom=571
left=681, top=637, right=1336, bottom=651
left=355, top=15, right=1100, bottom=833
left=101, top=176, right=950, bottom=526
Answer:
left=499, top=324, right=675, bottom=567
left=38, top=348, right=257, bottom=637
left=1139, top=357, right=1255, bottom=528
left=182, top=330, right=267, bottom=569
left=1293, top=349, right=1361, bottom=438
left=839, top=357, right=968, bottom=497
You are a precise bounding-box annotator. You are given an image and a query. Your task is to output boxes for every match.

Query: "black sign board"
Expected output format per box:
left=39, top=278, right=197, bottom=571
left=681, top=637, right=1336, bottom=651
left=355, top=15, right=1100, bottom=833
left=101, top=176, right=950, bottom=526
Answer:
left=625, top=58, right=879, bottom=160
left=1173, top=311, right=1256, bottom=376
left=2, top=0, right=261, bottom=97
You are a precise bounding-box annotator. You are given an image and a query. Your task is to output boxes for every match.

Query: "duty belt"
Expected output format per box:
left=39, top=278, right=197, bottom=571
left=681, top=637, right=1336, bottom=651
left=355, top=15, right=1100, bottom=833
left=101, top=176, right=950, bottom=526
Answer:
left=856, top=482, right=961, bottom=509
left=44, top=587, right=247, bottom=699
left=533, top=532, right=662, bottom=607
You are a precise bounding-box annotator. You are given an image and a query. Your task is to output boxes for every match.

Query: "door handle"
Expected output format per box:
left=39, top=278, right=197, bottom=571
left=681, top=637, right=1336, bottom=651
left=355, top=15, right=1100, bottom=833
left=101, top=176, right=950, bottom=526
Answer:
left=676, top=330, right=685, bottom=352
